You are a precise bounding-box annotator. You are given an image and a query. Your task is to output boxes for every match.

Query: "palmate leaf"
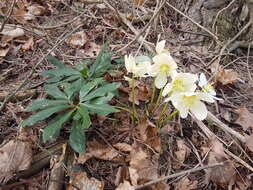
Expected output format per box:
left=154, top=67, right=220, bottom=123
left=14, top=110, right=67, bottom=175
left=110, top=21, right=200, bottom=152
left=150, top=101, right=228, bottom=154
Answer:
left=89, top=93, right=114, bottom=105
left=81, top=82, right=120, bottom=102
left=80, top=103, right=118, bottom=115
left=43, top=109, right=75, bottom=142
left=25, top=99, right=68, bottom=112
left=20, top=105, right=72, bottom=126
left=69, top=120, right=86, bottom=153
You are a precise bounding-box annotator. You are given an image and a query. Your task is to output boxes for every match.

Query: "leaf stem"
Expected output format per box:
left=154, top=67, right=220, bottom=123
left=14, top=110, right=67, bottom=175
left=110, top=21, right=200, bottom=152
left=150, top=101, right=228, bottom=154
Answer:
left=160, top=109, right=179, bottom=125
left=148, top=81, right=156, bottom=111
left=152, top=88, right=163, bottom=113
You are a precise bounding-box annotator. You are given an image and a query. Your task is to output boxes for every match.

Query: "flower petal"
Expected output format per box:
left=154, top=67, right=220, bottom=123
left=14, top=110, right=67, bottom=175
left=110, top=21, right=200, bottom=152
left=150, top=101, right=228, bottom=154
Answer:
left=198, top=73, right=207, bottom=87
left=125, top=54, right=136, bottom=73
left=197, top=92, right=215, bottom=103
left=162, top=83, right=172, bottom=96
left=155, top=72, right=167, bottom=89
left=177, top=103, right=189, bottom=118
left=190, top=101, right=207, bottom=120
left=156, top=40, right=166, bottom=54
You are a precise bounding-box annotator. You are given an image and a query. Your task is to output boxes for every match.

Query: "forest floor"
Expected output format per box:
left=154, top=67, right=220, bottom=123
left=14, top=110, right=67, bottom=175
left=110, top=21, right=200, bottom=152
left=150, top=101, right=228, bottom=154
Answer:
left=0, top=0, right=253, bottom=190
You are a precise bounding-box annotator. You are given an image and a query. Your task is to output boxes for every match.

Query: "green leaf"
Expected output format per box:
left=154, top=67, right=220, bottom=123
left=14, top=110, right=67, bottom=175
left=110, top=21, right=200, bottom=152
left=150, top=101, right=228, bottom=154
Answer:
left=89, top=43, right=113, bottom=77
left=41, top=68, right=81, bottom=77
left=79, top=78, right=103, bottom=101
left=81, top=103, right=118, bottom=115
left=46, top=56, right=66, bottom=68
left=20, top=105, right=72, bottom=126
left=69, top=120, right=86, bottom=153
left=89, top=93, right=114, bottom=105
left=43, top=110, right=75, bottom=142
left=45, top=86, right=68, bottom=100
left=26, top=99, right=68, bottom=112
left=78, top=105, right=91, bottom=128
left=135, top=56, right=152, bottom=64
left=82, top=82, right=120, bottom=101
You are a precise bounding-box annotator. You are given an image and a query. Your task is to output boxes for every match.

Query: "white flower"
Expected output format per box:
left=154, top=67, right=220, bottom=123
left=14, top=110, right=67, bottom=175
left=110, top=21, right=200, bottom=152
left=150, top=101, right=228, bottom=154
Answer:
left=198, top=73, right=222, bottom=100
left=125, top=54, right=136, bottom=74
left=198, top=73, right=216, bottom=95
left=125, top=54, right=151, bottom=77
left=150, top=53, right=178, bottom=89
left=162, top=73, right=198, bottom=96
left=167, top=92, right=215, bottom=120
left=155, top=40, right=168, bottom=54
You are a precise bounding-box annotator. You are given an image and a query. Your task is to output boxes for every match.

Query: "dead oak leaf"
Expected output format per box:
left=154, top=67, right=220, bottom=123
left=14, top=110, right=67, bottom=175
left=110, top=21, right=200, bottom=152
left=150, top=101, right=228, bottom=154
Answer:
left=22, top=37, right=34, bottom=51
left=173, top=177, right=197, bottom=190
left=206, top=138, right=236, bottom=189
left=175, top=140, right=191, bottom=164
left=234, top=106, right=253, bottom=131
left=116, top=181, right=135, bottom=190
left=77, top=141, right=126, bottom=164
left=245, top=135, right=253, bottom=152
left=0, top=128, right=33, bottom=183
left=67, top=171, right=104, bottom=190
left=1, top=26, right=25, bottom=42
left=0, top=48, right=9, bottom=57
left=66, top=31, right=87, bottom=48
left=216, top=69, right=239, bottom=85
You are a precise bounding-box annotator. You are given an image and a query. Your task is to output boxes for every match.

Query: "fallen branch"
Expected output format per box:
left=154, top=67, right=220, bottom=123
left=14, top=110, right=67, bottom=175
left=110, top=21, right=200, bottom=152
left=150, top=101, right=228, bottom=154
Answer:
left=135, top=163, right=223, bottom=190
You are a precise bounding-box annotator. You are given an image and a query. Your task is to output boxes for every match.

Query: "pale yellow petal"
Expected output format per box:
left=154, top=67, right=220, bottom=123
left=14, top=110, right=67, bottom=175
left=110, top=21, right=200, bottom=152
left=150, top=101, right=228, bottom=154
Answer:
left=155, top=72, right=167, bottom=89
left=156, top=40, right=166, bottom=54
left=190, top=101, right=207, bottom=120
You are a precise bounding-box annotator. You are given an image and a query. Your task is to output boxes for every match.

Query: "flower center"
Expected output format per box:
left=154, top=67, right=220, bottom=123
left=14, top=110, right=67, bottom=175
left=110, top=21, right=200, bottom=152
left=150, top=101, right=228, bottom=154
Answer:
left=203, top=84, right=213, bottom=93
left=172, top=79, right=185, bottom=92
left=160, top=64, right=169, bottom=73
left=183, top=95, right=198, bottom=107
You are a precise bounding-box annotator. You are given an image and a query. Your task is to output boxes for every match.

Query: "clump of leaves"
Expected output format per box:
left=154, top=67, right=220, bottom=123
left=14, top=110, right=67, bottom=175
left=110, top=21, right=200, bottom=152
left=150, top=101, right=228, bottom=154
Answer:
left=20, top=44, right=119, bottom=152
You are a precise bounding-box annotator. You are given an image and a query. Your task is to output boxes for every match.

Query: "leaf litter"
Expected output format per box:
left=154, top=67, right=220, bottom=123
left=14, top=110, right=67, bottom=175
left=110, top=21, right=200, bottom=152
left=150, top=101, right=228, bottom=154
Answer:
left=1, top=0, right=253, bottom=189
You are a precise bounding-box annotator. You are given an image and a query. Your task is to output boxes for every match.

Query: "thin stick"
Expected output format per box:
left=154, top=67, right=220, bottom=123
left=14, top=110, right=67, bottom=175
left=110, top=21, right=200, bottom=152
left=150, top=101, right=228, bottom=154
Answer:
left=207, top=112, right=246, bottom=143
left=135, top=163, right=223, bottom=189
left=0, top=0, right=16, bottom=33
left=0, top=25, right=83, bottom=112
left=166, top=2, right=218, bottom=42
left=115, top=0, right=166, bottom=53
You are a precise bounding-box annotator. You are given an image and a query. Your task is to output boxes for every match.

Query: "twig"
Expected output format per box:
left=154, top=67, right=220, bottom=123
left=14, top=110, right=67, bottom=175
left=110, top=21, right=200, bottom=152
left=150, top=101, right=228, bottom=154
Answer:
left=0, top=24, right=83, bottom=112
left=31, top=11, right=86, bottom=30
left=0, top=0, right=16, bottom=33
left=166, top=2, right=219, bottom=42
left=114, top=0, right=166, bottom=53
left=207, top=112, right=246, bottom=143
left=135, top=163, right=223, bottom=190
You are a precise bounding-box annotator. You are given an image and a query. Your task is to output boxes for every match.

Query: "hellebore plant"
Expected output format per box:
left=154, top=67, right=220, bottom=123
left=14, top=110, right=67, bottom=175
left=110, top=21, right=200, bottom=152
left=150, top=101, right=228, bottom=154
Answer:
left=124, top=40, right=220, bottom=122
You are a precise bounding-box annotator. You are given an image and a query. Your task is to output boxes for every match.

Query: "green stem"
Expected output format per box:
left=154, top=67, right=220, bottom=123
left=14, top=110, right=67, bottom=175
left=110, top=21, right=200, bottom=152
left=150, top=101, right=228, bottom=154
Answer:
left=158, top=102, right=168, bottom=120
left=160, top=109, right=179, bottom=125
left=148, top=81, right=156, bottom=111
left=153, top=88, right=163, bottom=113
left=131, top=77, right=137, bottom=122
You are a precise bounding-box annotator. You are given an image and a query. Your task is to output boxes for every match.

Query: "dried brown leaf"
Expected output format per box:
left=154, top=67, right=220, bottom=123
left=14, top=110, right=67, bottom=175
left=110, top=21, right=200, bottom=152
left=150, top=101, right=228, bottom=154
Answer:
left=66, top=31, right=87, bottom=48
left=205, top=138, right=236, bottom=188
left=173, top=177, right=197, bottom=190
left=245, top=135, right=253, bottom=152
left=1, top=26, right=25, bottom=42
left=67, top=171, right=104, bottom=190
left=0, top=128, right=33, bottom=183
left=129, top=143, right=158, bottom=186
left=175, top=140, right=191, bottom=163
left=234, top=106, right=253, bottom=131
left=0, top=48, right=9, bottom=57
left=216, top=69, right=239, bottom=85
left=22, top=37, right=34, bottom=51
left=77, top=141, right=125, bottom=164
left=116, top=181, right=135, bottom=190
left=135, top=119, right=161, bottom=152
left=27, top=4, right=45, bottom=16
left=133, top=0, right=145, bottom=6
left=115, top=166, right=130, bottom=186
